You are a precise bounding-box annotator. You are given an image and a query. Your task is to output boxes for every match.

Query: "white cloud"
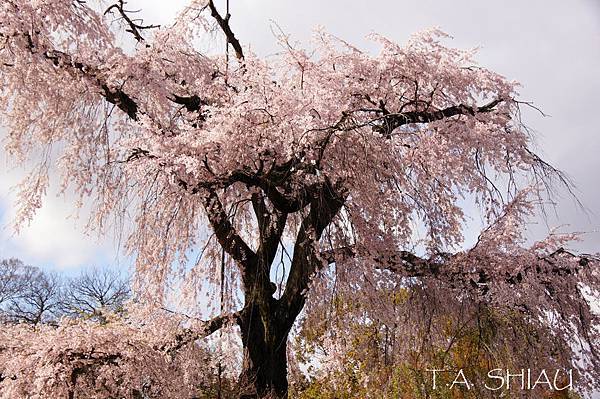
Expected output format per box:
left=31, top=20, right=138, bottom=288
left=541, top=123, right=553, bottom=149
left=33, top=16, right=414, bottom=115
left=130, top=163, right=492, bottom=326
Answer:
left=0, top=135, right=118, bottom=270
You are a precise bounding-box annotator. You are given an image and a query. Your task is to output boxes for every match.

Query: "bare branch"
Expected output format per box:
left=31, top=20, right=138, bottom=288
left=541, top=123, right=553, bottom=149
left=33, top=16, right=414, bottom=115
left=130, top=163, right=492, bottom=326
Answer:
left=207, top=0, right=244, bottom=60
left=62, top=267, right=130, bottom=322
left=104, top=0, right=160, bottom=44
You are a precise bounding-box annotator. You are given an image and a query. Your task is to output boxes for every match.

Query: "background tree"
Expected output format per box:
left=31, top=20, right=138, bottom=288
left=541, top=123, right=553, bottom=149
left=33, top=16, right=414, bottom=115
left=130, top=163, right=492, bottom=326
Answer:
left=1, top=260, right=129, bottom=324
left=5, top=268, right=63, bottom=325
left=0, top=259, right=30, bottom=309
left=62, top=267, right=130, bottom=322
left=0, top=1, right=598, bottom=398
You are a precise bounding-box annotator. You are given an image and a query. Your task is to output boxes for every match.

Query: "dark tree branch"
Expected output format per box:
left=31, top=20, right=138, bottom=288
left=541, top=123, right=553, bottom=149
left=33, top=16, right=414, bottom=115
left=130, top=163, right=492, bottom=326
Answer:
left=43, top=47, right=140, bottom=120
left=6, top=31, right=208, bottom=122
left=279, top=180, right=347, bottom=320
left=104, top=0, right=160, bottom=44
left=321, top=246, right=441, bottom=277
left=374, top=98, right=503, bottom=138
left=169, top=94, right=206, bottom=113
left=207, top=0, right=244, bottom=60
left=99, top=83, right=139, bottom=120
left=4, top=31, right=142, bottom=120
left=181, top=167, right=315, bottom=213
left=322, top=245, right=597, bottom=296
left=252, top=192, right=288, bottom=270
left=161, top=310, right=241, bottom=355
left=199, top=188, right=257, bottom=283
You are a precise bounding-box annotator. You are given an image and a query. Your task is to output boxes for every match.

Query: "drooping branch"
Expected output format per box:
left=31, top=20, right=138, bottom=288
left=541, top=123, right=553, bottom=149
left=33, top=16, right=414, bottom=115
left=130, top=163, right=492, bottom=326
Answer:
left=5, top=29, right=206, bottom=122
left=42, top=49, right=139, bottom=120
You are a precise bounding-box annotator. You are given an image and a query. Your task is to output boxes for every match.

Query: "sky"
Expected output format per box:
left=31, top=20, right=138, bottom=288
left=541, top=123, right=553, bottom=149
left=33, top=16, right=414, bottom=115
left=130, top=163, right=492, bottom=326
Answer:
left=0, top=0, right=599, bottom=271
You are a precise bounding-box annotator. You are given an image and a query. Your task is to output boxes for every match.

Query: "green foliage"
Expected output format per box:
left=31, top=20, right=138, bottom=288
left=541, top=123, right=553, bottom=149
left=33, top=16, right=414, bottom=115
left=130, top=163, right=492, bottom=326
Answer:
left=290, top=289, right=583, bottom=399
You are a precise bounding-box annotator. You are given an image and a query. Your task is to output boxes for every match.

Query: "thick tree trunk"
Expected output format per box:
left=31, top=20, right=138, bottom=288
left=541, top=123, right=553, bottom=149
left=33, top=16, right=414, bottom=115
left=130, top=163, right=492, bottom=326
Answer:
left=229, top=182, right=344, bottom=398
left=237, top=302, right=291, bottom=399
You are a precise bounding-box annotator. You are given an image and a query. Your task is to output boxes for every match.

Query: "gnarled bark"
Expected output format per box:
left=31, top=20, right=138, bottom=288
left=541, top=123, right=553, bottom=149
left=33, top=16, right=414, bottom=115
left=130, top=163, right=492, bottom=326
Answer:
left=237, top=302, right=291, bottom=399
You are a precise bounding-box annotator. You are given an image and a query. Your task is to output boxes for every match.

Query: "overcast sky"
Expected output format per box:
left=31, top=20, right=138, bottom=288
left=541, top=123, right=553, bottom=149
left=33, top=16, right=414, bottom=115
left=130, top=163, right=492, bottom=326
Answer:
left=0, top=0, right=598, bottom=270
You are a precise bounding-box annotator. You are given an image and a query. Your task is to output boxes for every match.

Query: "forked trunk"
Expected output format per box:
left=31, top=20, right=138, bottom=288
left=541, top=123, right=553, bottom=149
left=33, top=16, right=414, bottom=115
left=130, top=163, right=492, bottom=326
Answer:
left=232, top=182, right=344, bottom=397
left=237, top=303, right=291, bottom=399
